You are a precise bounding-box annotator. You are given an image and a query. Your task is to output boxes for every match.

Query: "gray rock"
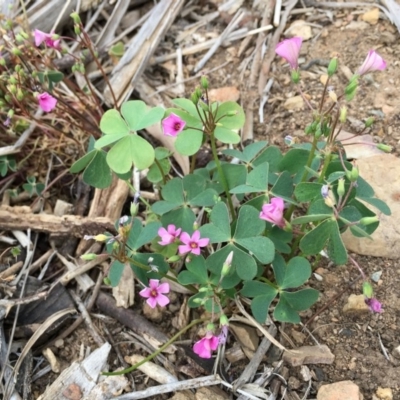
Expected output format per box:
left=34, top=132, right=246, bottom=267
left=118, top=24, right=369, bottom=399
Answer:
left=283, top=345, right=334, bottom=367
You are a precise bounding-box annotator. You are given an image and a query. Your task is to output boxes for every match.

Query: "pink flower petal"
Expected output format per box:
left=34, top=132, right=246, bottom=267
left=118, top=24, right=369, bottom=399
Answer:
left=156, top=293, right=170, bottom=307
left=180, top=232, right=191, bottom=245
left=139, top=288, right=151, bottom=298
left=192, top=230, right=201, bottom=241
left=357, top=50, right=386, bottom=75
left=197, top=238, right=210, bottom=247
left=178, top=244, right=191, bottom=255
left=157, top=282, right=170, bottom=294
left=149, top=279, right=159, bottom=289
left=146, top=297, right=157, bottom=308
left=275, top=37, right=302, bottom=70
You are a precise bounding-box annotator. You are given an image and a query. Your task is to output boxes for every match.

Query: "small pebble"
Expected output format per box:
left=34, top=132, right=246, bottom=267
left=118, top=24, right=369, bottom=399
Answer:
left=371, top=270, right=382, bottom=282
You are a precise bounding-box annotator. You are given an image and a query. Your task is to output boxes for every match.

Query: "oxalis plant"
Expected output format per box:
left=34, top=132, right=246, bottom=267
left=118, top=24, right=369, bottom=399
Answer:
left=73, top=37, right=392, bottom=371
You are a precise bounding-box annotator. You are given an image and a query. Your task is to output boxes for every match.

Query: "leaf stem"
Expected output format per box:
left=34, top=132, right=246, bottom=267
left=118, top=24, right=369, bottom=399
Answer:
left=102, top=318, right=206, bottom=376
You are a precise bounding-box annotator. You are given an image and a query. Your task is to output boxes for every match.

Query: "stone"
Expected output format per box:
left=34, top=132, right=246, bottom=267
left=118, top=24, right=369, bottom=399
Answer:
left=361, top=8, right=380, bottom=25
left=342, top=154, right=400, bottom=258
left=283, top=345, right=335, bottom=367
left=208, top=86, right=240, bottom=103
left=195, top=387, right=229, bottom=400
left=286, top=20, right=313, bottom=40
left=343, top=294, right=370, bottom=316
left=317, top=381, right=363, bottom=400
left=284, top=95, right=304, bottom=110
left=335, top=130, right=384, bottom=160
left=230, top=323, right=259, bottom=351
left=392, top=345, right=400, bottom=360
left=376, top=387, right=393, bottom=400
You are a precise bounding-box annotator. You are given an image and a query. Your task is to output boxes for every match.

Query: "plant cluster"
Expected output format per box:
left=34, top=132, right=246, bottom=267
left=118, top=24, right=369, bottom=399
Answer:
left=80, top=37, right=391, bottom=366
left=1, top=13, right=392, bottom=366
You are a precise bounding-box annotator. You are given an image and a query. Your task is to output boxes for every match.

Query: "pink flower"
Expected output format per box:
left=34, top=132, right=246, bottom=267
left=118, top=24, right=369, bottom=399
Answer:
left=275, top=37, right=302, bottom=70
left=139, top=279, right=170, bottom=308
left=365, top=297, right=383, bottom=313
left=259, top=197, right=285, bottom=228
left=162, top=113, right=186, bottom=137
left=158, top=224, right=182, bottom=246
left=33, top=29, right=61, bottom=50
left=178, top=230, right=209, bottom=256
left=37, top=92, right=57, bottom=112
left=193, top=332, right=219, bottom=358
left=357, top=50, right=386, bottom=76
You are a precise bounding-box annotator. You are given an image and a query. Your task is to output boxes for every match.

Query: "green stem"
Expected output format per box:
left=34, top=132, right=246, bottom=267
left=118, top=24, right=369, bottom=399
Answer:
left=154, top=158, right=167, bottom=184
left=190, top=152, right=197, bottom=174
left=209, top=132, right=235, bottom=219
left=317, top=151, right=332, bottom=183
left=102, top=318, right=206, bottom=376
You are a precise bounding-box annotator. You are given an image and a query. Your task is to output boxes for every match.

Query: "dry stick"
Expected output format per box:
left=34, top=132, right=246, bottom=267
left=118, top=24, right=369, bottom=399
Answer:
left=0, top=261, right=23, bottom=280
left=45, top=271, right=103, bottom=349
left=194, top=9, right=245, bottom=73
left=113, top=375, right=222, bottom=400
left=273, top=0, right=282, bottom=26
left=233, top=324, right=278, bottom=393
left=69, top=289, right=104, bottom=347
left=258, top=0, right=298, bottom=95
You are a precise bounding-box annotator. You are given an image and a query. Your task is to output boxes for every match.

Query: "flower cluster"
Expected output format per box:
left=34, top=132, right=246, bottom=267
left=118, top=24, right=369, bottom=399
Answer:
left=259, top=197, right=286, bottom=228
left=158, top=225, right=210, bottom=256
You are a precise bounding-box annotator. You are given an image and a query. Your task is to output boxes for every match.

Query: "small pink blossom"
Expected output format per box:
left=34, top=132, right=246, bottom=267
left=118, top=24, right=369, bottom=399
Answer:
left=178, top=230, right=209, bottom=256
left=33, top=29, right=61, bottom=50
left=37, top=92, right=57, bottom=112
left=365, top=297, right=383, bottom=313
left=162, top=113, right=186, bottom=137
left=357, top=50, right=386, bottom=76
left=158, top=224, right=182, bottom=246
left=139, top=279, right=170, bottom=308
left=260, top=197, right=285, bottom=228
left=193, top=332, right=219, bottom=359
left=275, top=37, right=303, bottom=70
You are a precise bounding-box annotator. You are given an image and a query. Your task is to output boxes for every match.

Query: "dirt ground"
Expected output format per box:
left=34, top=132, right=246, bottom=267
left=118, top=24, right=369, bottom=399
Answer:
left=2, top=0, right=400, bottom=399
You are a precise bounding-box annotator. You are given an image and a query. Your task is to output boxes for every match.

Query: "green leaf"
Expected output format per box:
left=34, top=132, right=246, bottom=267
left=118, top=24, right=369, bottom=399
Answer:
left=70, top=150, right=96, bottom=173
left=100, top=109, right=129, bottom=135
left=161, top=178, right=184, bottom=203
left=327, top=221, right=348, bottom=265
left=355, top=176, right=375, bottom=198
left=172, top=98, right=199, bottom=116
left=214, top=127, right=240, bottom=144
left=121, top=101, right=164, bottom=130
left=109, top=260, right=125, bottom=287
left=178, top=256, right=209, bottom=285
left=161, top=207, right=196, bottom=233
left=241, top=280, right=277, bottom=297
left=131, top=221, right=161, bottom=250
left=247, top=162, right=269, bottom=189
left=234, top=205, right=265, bottom=239
left=223, top=141, right=268, bottom=163
left=147, top=159, right=170, bottom=183
left=95, top=131, right=127, bottom=149
left=291, top=214, right=332, bottom=225
left=358, top=196, right=391, bottom=216
left=274, top=257, right=312, bottom=289
left=235, top=236, right=275, bottom=264
left=199, top=202, right=231, bottom=243
left=273, top=295, right=301, bottom=323
left=151, top=200, right=180, bottom=215
left=278, top=148, right=309, bottom=173
left=271, top=171, right=294, bottom=198
left=295, top=182, right=323, bottom=202
left=82, top=150, right=113, bottom=188
left=215, top=101, right=245, bottom=130
left=251, top=292, right=278, bottom=323
left=175, top=129, right=203, bottom=156
left=189, top=189, right=218, bottom=207
left=47, top=70, right=64, bottom=83
left=218, top=164, right=247, bottom=191
left=107, top=135, right=155, bottom=173
left=299, top=219, right=335, bottom=256
left=253, top=146, right=283, bottom=171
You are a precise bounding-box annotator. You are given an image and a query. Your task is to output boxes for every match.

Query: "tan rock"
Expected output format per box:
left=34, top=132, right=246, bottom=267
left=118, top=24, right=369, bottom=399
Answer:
left=335, top=130, right=384, bottom=159
left=361, top=8, right=380, bottom=25
left=284, top=95, right=304, bottom=110
left=317, top=381, right=363, bottom=400
left=286, top=20, right=313, bottom=41
left=208, top=86, right=240, bottom=103
left=342, top=154, right=400, bottom=259
left=283, top=345, right=335, bottom=367
left=376, top=387, right=393, bottom=400
left=343, top=294, right=370, bottom=316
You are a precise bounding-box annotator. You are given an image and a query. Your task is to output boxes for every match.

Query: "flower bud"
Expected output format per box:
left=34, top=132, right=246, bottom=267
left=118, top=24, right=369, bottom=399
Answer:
left=345, top=78, right=358, bottom=101
left=80, top=253, right=98, bottom=261
left=8, top=84, right=17, bottom=95
left=103, top=277, right=111, bottom=285
left=362, top=281, right=373, bottom=298
left=130, top=201, right=138, bottom=217
left=20, top=30, right=30, bottom=39
left=16, top=89, right=24, bottom=101
left=190, top=90, right=199, bottom=104
left=348, top=165, right=359, bottom=182
left=291, top=69, right=300, bottom=84
left=221, top=251, right=233, bottom=277
left=166, top=255, right=181, bottom=263
left=11, top=48, right=22, bottom=56
left=15, top=34, right=24, bottom=43
left=376, top=143, right=392, bottom=153
left=0, top=57, right=5, bottom=66
left=4, top=19, right=12, bottom=30
left=74, top=25, right=81, bottom=35
left=337, top=178, right=345, bottom=197
left=4, top=94, right=12, bottom=103
left=226, top=110, right=238, bottom=116
left=364, top=117, right=374, bottom=128
left=200, top=75, right=209, bottom=89
left=328, top=90, right=337, bottom=103
left=220, top=314, right=229, bottom=326
left=93, top=234, right=108, bottom=242
left=359, top=216, right=379, bottom=226
left=7, top=109, right=14, bottom=118
left=327, top=57, right=338, bottom=77
left=206, top=323, right=215, bottom=332
left=70, top=12, right=82, bottom=24
left=9, top=76, right=17, bottom=84
left=339, top=106, right=347, bottom=123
